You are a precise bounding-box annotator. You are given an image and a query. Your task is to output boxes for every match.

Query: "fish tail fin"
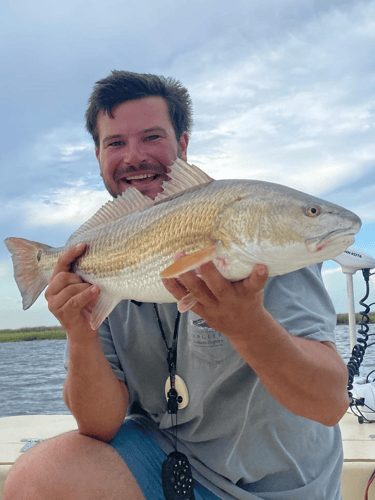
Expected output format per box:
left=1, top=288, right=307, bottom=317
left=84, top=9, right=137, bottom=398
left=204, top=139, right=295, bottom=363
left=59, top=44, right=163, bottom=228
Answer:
left=4, top=237, right=51, bottom=309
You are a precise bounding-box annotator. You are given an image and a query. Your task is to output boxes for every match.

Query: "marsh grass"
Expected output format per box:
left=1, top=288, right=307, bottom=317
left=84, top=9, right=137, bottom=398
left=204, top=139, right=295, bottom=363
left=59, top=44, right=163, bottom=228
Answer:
left=0, top=326, right=66, bottom=343
left=1, top=313, right=374, bottom=343
left=336, top=313, right=375, bottom=325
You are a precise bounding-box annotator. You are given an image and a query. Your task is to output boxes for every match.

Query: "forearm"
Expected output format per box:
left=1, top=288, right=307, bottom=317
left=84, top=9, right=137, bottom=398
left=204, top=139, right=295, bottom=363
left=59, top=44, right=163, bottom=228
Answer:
left=230, top=309, right=349, bottom=426
left=64, top=332, right=129, bottom=442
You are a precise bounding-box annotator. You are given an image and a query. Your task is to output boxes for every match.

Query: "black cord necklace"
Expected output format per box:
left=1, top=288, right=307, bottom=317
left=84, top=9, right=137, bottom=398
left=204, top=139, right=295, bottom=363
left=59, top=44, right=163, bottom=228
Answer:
left=152, top=304, right=195, bottom=500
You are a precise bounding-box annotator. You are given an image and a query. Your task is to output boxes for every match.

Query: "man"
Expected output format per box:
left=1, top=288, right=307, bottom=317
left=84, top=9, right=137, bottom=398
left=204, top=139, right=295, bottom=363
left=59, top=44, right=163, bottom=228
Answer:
left=3, top=71, right=349, bottom=500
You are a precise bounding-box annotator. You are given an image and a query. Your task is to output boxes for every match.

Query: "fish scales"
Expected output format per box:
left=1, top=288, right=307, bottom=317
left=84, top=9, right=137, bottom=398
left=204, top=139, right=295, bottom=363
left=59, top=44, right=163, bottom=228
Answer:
left=4, top=159, right=362, bottom=329
left=73, top=185, right=232, bottom=280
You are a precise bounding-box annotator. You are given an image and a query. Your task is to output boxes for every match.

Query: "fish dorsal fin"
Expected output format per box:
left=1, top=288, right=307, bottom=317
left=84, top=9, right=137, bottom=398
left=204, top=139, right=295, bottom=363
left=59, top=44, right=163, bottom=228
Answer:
left=154, top=159, right=214, bottom=203
left=66, top=187, right=154, bottom=245
left=66, top=159, right=213, bottom=245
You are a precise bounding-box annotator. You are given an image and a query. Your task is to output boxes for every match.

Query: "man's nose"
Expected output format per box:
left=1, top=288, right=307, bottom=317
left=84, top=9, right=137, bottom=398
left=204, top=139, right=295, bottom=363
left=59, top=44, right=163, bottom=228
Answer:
left=123, top=140, right=148, bottom=166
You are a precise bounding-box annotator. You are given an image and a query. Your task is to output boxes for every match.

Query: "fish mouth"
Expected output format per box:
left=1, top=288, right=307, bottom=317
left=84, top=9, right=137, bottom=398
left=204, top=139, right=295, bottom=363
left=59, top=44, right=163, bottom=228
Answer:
left=305, top=229, right=357, bottom=253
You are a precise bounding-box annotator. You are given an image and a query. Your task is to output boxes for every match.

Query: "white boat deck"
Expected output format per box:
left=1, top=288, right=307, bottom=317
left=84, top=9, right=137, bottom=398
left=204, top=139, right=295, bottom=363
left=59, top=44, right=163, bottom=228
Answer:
left=341, top=411, right=375, bottom=499
left=0, top=414, right=77, bottom=499
left=1, top=412, right=375, bottom=499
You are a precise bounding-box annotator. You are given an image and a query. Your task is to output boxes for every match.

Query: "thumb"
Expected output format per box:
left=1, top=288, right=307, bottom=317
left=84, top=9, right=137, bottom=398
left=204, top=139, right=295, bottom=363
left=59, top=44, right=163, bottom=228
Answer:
left=248, top=264, right=268, bottom=292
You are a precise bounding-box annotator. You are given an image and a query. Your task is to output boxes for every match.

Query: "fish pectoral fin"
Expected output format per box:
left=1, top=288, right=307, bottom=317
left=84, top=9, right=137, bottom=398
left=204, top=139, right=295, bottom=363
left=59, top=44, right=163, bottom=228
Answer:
left=160, top=246, right=217, bottom=279
left=178, top=293, right=197, bottom=313
left=89, top=291, right=118, bottom=331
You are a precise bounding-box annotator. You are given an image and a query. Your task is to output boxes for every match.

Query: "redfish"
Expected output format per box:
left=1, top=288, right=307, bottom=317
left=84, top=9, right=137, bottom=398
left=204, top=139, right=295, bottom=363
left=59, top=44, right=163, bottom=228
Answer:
left=4, top=160, right=361, bottom=329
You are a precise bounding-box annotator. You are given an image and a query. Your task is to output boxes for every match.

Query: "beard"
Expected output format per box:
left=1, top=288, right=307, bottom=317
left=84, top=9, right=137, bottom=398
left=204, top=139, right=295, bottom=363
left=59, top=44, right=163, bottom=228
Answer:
left=103, top=147, right=183, bottom=199
left=103, top=162, right=171, bottom=199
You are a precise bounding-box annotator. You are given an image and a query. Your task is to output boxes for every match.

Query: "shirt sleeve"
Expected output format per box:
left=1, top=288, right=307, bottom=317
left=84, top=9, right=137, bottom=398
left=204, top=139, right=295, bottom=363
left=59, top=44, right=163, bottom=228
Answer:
left=263, top=263, right=337, bottom=343
left=98, top=317, right=127, bottom=383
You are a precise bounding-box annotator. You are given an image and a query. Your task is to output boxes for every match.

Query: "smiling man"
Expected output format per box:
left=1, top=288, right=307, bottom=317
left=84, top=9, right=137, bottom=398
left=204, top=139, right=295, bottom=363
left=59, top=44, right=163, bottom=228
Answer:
left=3, top=71, right=349, bottom=500
left=95, top=95, right=188, bottom=199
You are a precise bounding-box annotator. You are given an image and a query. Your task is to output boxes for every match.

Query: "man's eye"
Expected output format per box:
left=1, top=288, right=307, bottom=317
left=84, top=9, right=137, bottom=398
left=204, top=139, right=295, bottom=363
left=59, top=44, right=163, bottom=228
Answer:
left=109, top=141, right=122, bottom=147
left=145, top=135, right=159, bottom=141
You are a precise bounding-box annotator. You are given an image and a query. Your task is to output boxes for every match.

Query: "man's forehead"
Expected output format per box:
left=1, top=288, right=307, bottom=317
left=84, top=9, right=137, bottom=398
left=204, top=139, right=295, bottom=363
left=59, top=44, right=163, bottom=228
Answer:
left=96, top=97, right=175, bottom=140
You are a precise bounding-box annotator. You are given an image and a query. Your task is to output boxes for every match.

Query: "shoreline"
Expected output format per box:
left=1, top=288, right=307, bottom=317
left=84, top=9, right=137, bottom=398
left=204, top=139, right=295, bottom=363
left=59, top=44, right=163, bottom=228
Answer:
left=336, top=313, right=375, bottom=325
left=0, top=328, right=66, bottom=343
left=1, top=313, right=374, bottom=342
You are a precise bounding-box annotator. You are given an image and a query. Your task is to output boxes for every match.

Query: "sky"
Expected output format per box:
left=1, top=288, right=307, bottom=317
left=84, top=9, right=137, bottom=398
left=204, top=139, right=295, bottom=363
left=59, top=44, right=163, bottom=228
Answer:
left=1, top=0, right=375, bottom=329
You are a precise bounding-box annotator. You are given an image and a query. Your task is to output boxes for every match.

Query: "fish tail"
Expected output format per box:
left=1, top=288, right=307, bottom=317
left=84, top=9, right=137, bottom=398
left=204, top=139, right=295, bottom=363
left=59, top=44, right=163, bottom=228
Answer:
left=4, top=237, right=51, bottom=309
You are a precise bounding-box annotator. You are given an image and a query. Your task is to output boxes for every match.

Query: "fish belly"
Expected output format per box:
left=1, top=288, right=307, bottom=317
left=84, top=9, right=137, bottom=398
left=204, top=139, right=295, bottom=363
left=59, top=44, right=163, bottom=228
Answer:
left=82, top=256, right=177, bottom=304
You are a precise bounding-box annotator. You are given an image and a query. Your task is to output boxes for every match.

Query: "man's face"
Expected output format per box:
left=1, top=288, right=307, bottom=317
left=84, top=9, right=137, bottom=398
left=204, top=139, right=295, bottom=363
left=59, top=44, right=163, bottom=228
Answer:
left=95, top=96, right=188, bottom=199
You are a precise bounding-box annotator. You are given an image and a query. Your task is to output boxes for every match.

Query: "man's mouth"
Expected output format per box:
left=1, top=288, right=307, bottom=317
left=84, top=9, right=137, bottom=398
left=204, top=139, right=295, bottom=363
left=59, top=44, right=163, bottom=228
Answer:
left=124, top=173, right=159, bottom=184
left=112, top=165, right=172, bottom=198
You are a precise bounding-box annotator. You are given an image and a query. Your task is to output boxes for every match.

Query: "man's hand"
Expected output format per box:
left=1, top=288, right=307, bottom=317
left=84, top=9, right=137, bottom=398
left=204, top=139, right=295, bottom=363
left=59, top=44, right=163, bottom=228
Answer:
left=45, top=243, right=100, bottom=340
left=162, top=257, right=269, bottom=341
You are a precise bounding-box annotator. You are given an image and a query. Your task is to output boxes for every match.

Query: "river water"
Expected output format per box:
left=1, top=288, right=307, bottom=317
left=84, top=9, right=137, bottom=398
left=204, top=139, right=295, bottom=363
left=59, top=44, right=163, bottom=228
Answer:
left=1, top=325, right=375, bottom=418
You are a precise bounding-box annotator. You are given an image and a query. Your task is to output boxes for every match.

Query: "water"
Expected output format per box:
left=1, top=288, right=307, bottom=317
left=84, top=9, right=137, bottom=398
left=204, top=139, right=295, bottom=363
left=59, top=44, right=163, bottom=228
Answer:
left=335, top=324, right=375, bottom=378
left=1, top=326, right=375, bottom=418
left=0, top=340, right=70, bottom=418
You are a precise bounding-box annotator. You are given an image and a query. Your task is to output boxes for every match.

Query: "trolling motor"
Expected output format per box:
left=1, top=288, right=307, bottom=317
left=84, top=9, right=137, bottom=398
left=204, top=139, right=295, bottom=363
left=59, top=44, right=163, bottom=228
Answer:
left=333, top=248, right=375, bottom=350
left=333, top=247, right=375, bottom=423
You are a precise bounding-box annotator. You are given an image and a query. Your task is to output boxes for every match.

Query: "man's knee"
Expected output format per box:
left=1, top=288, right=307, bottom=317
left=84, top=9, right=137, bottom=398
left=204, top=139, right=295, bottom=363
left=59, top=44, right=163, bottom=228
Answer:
left=3, top=430, right=144, bottom=500
left=3, top=431, right=84, bottom=499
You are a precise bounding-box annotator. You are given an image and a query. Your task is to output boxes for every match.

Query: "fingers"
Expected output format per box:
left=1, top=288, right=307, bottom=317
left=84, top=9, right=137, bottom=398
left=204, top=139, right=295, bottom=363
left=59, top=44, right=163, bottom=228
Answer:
left=162, top=277, right=187, bottom=301
left=193, top=261, right=232, bottom=300
left=48, top=281, right=99, bottom=312
left=162, top=254, right=270, bottom=337
left=162, top=251, right=197, bottom=301
left=44, top=243, right=101, bottom=333
left=243, top=264, right=268, bottom=294
left=46, top=243, right=90, bottom=305
left=162, top=251, right=269, bottom=310
left=50, top=243, right=86, bottom=281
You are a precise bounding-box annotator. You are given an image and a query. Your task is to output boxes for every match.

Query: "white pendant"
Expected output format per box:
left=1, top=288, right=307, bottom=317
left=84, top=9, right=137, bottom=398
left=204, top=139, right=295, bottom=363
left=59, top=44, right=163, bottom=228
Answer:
left=165, top=374, right=189, bottom=410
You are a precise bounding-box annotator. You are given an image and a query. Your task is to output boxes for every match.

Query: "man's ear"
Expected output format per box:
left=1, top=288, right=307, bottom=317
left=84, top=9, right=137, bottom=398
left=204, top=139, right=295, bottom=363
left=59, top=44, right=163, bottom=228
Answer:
left=95, top=147, right=103, bottom=177
left=178, top=132, right=189, bottom=161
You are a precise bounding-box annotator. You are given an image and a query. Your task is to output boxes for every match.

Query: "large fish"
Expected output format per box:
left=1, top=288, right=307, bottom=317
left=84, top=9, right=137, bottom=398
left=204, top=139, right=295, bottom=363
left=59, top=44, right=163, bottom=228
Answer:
left=5, top=159, right=361, bottom=329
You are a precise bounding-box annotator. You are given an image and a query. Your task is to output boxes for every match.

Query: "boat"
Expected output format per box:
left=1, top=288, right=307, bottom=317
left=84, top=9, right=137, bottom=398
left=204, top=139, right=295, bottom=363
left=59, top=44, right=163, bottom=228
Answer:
left=1, top=247, right=375, bottom=499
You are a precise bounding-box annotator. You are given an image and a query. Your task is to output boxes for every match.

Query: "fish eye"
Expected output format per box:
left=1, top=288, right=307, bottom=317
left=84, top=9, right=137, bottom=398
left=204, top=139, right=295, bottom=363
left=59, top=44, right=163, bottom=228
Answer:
left=306, top=206, right=321, bottom=217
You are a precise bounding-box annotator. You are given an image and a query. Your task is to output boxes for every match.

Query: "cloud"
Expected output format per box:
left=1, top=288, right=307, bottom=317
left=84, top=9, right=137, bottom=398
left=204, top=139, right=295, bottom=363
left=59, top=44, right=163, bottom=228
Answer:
left=32, top=127, right=92, bottom=165
left=0, top=122, right=100, bottom=206
left=23, top=185, right=111, bottom=227
left=322, top=267, right=342, bottom=277
left=0, top=263, right=7, bottom=278
left=168, top=2, right=372, bottom=211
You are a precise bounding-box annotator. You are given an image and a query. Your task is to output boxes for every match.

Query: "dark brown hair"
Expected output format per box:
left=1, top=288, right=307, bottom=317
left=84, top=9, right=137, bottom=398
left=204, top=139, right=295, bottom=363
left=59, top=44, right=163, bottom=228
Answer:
left=85, top=70, right=193, bottom=148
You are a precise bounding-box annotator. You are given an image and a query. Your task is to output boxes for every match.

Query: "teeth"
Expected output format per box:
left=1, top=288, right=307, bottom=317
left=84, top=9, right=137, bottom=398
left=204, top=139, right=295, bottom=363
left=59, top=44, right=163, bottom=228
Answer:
left=126, top=174, right=155, bottom=181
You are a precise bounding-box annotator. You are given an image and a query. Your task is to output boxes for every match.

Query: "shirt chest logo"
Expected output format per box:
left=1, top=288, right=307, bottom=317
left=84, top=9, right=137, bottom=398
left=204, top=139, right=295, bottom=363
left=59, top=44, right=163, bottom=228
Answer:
left=190, top=317, right=226, bottom=348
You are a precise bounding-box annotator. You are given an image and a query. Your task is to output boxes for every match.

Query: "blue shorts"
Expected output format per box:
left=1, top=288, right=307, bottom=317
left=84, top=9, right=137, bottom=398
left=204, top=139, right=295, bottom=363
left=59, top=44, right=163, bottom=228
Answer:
left=109, top=418, right=220, bottom=500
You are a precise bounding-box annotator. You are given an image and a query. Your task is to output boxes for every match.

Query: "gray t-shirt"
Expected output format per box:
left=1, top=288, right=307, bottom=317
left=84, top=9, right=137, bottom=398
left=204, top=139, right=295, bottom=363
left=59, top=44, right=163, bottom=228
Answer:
left=94, top=264, right=342, bottom=499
